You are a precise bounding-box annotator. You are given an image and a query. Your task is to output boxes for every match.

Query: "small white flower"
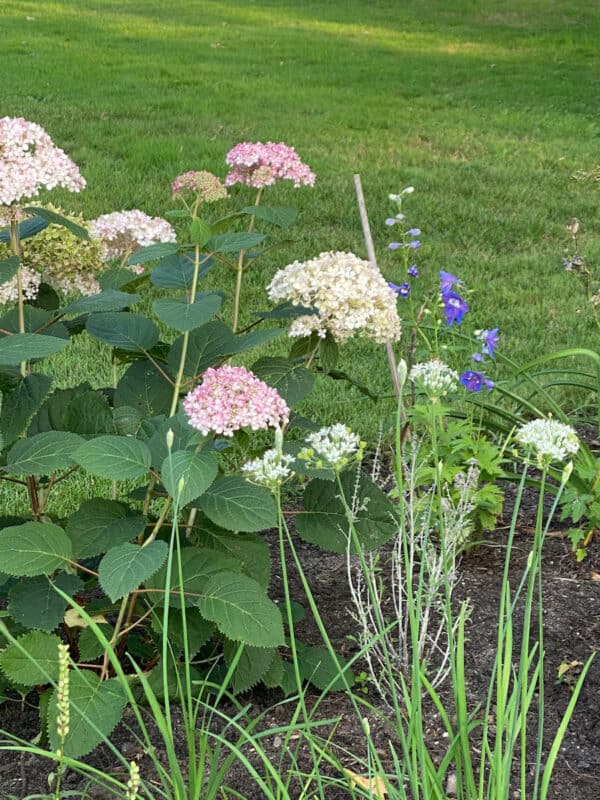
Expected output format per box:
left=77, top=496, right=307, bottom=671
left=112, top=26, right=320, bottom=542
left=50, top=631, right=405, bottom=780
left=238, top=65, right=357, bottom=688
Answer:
left=515, top=418, right=579, bottom=467
left=242, top=449, right=294, bottom=489
left=300, top=424, right=364, bottom=471
left=409, top=360, right=459, bottom=397
left=401, top=186, right=415, bottom=194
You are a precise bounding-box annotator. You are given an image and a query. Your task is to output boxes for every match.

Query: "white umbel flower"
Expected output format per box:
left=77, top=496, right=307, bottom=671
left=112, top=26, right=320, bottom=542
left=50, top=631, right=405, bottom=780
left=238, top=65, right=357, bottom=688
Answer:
left=242, top=449, right=294, bottom=489
left=300, top=424, right=365, bottom=471
left=515, top=418, right=579, bottom=467
left=267, top=251, right=401, bottom=344
left=409, top=360, right=459, bottom=397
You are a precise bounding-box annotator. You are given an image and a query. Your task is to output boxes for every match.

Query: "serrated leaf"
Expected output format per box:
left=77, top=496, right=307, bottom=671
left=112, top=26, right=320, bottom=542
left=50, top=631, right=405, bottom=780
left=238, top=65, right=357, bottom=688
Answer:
left=0, top=522, right=72, bottom=576
left=240, top=205, right=297, bottom=229
left=62, top=290, right=141, bottom=315
left=0, top=630, right=61, bottom=686
left=147, top=415, right=204, bottom=467
left=319, top=332, right=339, bottom=374
left=206, top=231, right=266, bottom=253
left=198, top=476, right=277, bottom=532
left=297, top=642, right=352, bottom=691
left=63, top=391, right=114, bottom=436
left=5, top=431, right=83, bottom=475
left=24, top=206, right=90, bottom=240
left=223, top=641, right=276, bottom=693
left=146, top=547, right=242, bottom=607
left=127, top=242, right=178, bottom=265
left=199, top=526, right=271, bottom=588
left=297, top=472, right=398, bottom=554
left=98, top=267, right=140, bottom=291
left=161, top=450, right=218, bottom=507
left=251, top=357, right=314, bottom=405
left=0, top=333, right=68, bottom=364
left=234, top=328, right=283, bottom=353
left=150, top=252, right=213, bottom=290
left=86, top=312, right=159, bottom=353
left=189, top=217, right=212, bottom=246
left=0, top=374, right=52, bottom=446
left=99, top=541, right=168, bottom=602
left=113, top=405, right=143, bottom=436
left=8, top=574, right=83, bottom=632
left=66, top=499, right=146, bottom=559
left=74, top=435, right=151, bottom=479
left=0, top=256, right=19, bottom=285
left=168, top=320, right=237, bottom=377
left=115, top=360, right=173, bottom=417
left=153, top=294, right=222, bottom=332
left=152, top=609, right=215, bottom=655
left=48, top=670, right=127, bottom=758
left=77, top=625, right=112, bottom=662
left=197, top=571, right=284, bottom=647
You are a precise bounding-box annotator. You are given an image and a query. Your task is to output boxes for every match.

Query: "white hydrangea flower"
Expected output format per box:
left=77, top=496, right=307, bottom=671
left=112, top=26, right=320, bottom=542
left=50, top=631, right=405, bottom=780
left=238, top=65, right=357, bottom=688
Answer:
left=0, top=266, right=41, bottom=305
left=242, top=448, right=294, bottom=489
left=515, top=418, right=579, bottom=467
left=267, top=251, right=401, bottom=344
left=409, top=359, right=459, bottom=397
left=299, top=424, right=364, bottom=471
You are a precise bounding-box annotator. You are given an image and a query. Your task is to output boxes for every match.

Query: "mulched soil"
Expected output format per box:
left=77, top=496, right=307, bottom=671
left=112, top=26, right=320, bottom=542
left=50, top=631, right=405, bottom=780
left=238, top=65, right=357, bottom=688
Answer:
left=0, top=494, right=598, bottom=799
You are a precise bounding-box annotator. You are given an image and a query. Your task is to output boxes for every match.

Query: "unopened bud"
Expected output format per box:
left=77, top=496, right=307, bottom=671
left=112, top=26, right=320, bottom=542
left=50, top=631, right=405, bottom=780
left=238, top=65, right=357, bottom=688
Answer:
left=166, top=428, right=174, bottom=450
left=561, top=460, right=574, bottom=486
left=396, top=358, right=408, bottom=390
left=362, top=716, right=371, bottom=736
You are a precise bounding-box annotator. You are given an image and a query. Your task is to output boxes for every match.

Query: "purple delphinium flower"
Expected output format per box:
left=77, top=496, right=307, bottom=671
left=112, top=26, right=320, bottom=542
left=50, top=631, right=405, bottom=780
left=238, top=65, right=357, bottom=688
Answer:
left=389, top=281, right=411, bottom=298
left=407, top=240, right=421, bottom=249
left=460, top=370, right=494, bottom=392
left=442, top=291, right=469, bottom=326
left=478, top=327, right=499, bottom=358
left=439, top=270, right=461, bottom=293
left=385, top=218, right=398, bottom=226
left=408, top=228, right=421, bottom=236
left=408, top=264, right=419, bottom=278
left=389, top=242, right=401, bottom=250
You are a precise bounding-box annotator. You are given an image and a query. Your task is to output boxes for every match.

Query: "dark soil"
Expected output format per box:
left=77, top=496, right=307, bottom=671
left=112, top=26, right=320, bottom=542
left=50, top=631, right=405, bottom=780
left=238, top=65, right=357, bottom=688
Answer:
left=1, top=500, right=598, bottom=799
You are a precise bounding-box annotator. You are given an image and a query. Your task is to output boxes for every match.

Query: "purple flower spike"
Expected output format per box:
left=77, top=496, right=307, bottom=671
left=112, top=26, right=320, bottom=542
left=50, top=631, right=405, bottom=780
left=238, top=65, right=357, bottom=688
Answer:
left=442, top=291, right=469, bottom=326
left=478, top=327, right=499, bottom=358
left=389, top=281, right=411, bottom=298
left=439, top=270, right=461, bottom=293
left=460, top=370, right=495, bottom=392
left=408, top=265, right=419, bottom=278
left=408, top=228, right=421, bottom=236
left=389, top=242, right=401, bottom=250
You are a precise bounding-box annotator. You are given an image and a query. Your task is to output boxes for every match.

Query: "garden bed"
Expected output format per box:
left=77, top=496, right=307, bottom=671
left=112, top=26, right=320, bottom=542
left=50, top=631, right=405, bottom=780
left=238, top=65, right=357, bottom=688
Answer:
left=1, top=513, right=598, bottom=800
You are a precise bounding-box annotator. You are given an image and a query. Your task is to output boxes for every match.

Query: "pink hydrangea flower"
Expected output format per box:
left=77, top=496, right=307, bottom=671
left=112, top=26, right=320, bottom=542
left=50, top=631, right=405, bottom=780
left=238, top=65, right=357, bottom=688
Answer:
left=225, top=141, right=316, bottom=189
left=0, top=117, right=85, bottom=208
left=90, top=210, right=176, bottom=260
left=183, top=365, right=289, bottom=436
left=172, top=170, right=228, bottom=203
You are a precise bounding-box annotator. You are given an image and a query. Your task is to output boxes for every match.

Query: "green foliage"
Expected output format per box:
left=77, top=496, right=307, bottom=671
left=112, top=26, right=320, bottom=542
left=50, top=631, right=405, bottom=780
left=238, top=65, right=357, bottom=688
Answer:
left=0, top=522, right=72, bottom=577
left=98, top=541, right=168, bottom=602
left=0, top=630, right=62, bottom=685
left=198, top=476, right=277, bottom=532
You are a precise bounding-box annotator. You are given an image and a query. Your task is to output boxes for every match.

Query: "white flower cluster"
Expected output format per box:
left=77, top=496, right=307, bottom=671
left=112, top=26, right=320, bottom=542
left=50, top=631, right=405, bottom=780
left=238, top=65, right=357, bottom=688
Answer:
left=50, top=272, right=101, bottom=297
left=515, top=418, right=579, bottom=466
left=0, top=266, right=41, bottom=305
left=90, top=210, right=176, bottom=260
left=267, top=251, right=402, bottom=344
left=409, top=360, right=459, bottom=397
left=300, top=423, right=364, bottom=471
left=242, top=448, right=294, bottom=489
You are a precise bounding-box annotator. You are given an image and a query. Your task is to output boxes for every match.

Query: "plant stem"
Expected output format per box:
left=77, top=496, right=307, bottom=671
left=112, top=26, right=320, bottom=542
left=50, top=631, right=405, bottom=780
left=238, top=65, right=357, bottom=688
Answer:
left=169, top=244, right=203, bottom=417
left=232, top=187, right=263, bottom=332
left=353, top=174, right=401, bottom=399
left=9, top=219, right=26, bottom=377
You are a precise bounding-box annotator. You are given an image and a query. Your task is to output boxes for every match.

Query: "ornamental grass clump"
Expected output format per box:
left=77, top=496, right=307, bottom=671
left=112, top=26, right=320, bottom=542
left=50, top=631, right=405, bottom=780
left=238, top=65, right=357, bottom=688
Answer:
left=268, top=250, right=402, bottom=343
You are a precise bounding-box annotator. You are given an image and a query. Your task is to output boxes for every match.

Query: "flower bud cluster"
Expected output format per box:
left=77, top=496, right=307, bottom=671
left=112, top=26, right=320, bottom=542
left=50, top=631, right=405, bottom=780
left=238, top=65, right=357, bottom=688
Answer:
left=171, top=170, right=228, bottom=203
left=0, top=117, right=85, bottom=207
left=56, top=643, right=70, bottom=741
left=183, top=365, right=289, bottom=437
left=242, top=448, right=294, bottom=489
left=225, top=141, right=315, bottom=189
left=299, top=424, right=365, bottom=471
left=268, top=251, right=402, bottom=344
left=0, top=265, right=41, bottom=305
left=515, top=418, right=579, bottom=467
left=126, top=761, right=141, bottom=800
left=409, top=360, right=459, bottom=397
left=90, top=210, right=176, bottom=260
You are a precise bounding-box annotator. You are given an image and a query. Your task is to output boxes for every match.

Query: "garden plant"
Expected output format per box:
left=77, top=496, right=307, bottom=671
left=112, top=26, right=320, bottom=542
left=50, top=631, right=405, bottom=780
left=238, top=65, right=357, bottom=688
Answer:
left=0, top=110, right=597, bottom=800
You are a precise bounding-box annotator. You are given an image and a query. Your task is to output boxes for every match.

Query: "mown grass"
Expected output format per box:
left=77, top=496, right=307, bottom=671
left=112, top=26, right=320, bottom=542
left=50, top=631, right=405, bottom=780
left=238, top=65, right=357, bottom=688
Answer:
left=1, top=0, right=599, bottom=488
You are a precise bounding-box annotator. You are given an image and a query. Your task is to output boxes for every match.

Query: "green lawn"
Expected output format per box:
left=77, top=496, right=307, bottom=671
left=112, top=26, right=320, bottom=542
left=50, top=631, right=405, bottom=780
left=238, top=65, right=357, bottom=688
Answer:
left=2, top=0, right=599, bottom=446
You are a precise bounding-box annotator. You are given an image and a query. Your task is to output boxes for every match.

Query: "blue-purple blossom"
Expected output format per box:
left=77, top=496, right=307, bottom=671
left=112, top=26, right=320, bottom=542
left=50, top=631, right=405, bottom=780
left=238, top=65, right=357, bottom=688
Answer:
left=460, top=370, right=494, bottom=392
left=385, top=218, right=397, bottom=226
left=389, top=242, right=401, bottom=250
left=439, top=270, right=461, bottom=293
left=407, top=240, right=421, bottom=249
left=442, top=291, right=469, bottom=325
left=389, top=281, right=411, bottom=298
left=408, top=265, right=419, bottom=278
left=408, top=228, right=421, bottom=236
left=477, top=327, right=499, bottom=358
